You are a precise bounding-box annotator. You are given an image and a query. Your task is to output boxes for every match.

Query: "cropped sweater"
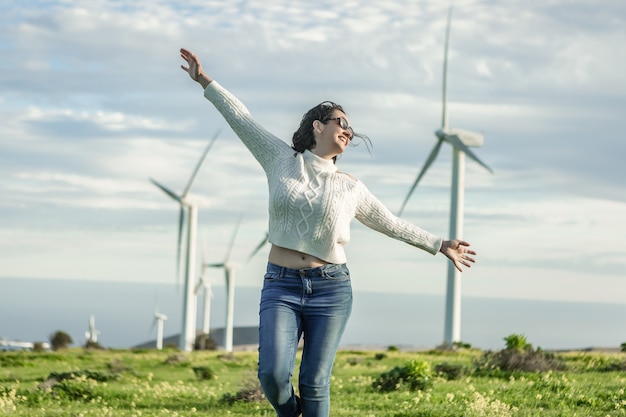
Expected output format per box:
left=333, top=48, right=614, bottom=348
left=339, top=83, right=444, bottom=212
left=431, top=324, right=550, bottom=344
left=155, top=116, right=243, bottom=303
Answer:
left=204, top=81, right=443, bottom=264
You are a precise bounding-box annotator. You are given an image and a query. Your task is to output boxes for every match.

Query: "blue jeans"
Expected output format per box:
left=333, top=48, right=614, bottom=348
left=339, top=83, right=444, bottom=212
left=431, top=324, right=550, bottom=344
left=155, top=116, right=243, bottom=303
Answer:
left=258, top=262, right=353, bottom=417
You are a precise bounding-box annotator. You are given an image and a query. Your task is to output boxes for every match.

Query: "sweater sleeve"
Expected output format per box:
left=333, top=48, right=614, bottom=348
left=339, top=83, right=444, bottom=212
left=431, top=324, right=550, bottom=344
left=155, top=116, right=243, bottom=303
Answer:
left=354, top=181, right=443, bottom=255
left=203, top=81, right=293, bottom=173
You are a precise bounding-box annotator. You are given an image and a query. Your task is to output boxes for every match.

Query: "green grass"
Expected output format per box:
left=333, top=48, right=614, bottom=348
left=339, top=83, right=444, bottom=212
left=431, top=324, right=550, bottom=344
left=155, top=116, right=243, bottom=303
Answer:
left=0, top=347, right=625, bottom=416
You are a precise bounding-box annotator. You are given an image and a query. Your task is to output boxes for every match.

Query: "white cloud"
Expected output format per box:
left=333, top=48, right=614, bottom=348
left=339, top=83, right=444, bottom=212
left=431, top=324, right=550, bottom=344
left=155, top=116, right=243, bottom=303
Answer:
left=18, top=107, right=176, bottom=132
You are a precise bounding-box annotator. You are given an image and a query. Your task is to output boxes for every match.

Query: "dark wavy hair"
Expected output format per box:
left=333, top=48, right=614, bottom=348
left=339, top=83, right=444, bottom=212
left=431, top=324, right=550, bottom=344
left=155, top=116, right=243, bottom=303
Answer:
left=291, top=101, right=371, bottom=163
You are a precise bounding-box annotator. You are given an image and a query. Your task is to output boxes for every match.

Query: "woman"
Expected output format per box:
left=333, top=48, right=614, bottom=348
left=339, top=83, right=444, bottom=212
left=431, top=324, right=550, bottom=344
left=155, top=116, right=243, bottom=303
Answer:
left=179, top=47, right=476, bottom=417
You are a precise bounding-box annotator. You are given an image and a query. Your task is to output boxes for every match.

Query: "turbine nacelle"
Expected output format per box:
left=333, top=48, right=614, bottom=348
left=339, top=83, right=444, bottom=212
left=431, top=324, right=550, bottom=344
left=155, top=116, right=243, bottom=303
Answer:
left=435, top=128, right=484, bottom=147
left=181, top=194, right=210, bottom=208
left=154, top=313, right=168, bottom=321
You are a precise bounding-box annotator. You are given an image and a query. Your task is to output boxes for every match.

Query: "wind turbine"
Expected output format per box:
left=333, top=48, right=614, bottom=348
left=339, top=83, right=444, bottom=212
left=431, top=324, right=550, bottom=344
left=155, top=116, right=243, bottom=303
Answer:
left=152, top=310, right=168, bottom=350
left=398, top=7, right=493, bottom=347
left=204, top=218, right=243, bottom=352
left=84, top=315, right=99, bottom=344
left=195, top=230, right=268, bottom=351
left=194, top=256, right=214, bottom=337
left=150, top=128, right=221, bottom=352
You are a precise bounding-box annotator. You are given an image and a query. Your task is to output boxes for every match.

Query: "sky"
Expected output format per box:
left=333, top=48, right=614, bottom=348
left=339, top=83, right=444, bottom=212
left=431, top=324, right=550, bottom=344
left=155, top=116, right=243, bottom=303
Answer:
left=1, top=0, right=625, bottom=314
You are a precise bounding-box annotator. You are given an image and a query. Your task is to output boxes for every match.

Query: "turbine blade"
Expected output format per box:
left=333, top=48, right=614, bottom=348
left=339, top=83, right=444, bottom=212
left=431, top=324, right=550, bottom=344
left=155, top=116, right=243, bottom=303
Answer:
left=150, top=179, right=182, bottom=203
left=224, top=268, right=231, bottom=288
left=199, top=238, right=206, bottom=270
left=398, top=140, right=444, bottom=217
left=176, top=207, right=185, bottom=287
left=247, top=232, right=269, bottom=262
left=200, top=231, right=211, bottom=272
left=441, top=6, right=453, bottom=129
left=444, top=134, right=493, bottom=173
left=224, top=216, right=243, bottom=263
left=149, top=317, right=157, bottom=335
left=182, top=128, right=222, bottom=197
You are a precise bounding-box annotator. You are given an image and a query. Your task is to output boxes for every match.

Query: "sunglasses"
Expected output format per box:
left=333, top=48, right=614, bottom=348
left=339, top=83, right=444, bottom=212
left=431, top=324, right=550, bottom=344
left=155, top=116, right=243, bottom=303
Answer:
left=324, top=117, right=354, bottom=140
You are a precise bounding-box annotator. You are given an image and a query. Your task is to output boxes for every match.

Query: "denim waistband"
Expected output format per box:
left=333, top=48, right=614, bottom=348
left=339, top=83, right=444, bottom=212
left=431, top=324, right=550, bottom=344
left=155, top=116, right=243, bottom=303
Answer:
left=266, top=262, right=348, bottom=278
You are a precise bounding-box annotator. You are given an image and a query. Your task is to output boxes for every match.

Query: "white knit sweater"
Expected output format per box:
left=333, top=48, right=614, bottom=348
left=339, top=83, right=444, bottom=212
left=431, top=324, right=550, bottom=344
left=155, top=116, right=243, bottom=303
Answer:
left=204, top=81, right=443, bottom=264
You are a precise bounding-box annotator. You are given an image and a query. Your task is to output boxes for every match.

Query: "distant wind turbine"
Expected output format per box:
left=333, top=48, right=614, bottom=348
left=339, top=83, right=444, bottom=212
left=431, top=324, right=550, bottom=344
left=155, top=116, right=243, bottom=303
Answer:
left=204, top=218, right=243, bottom=352
left=85, top=315, right=99, bottom=344
left=194, top=252, right=214, bottom=337
left=196, top=230, right=268, bottom=351
left=152, top=310, right=168, bottom=350
left=398, top=7, right=493, bottom=347
left=150, top=128, right=221, bottom=352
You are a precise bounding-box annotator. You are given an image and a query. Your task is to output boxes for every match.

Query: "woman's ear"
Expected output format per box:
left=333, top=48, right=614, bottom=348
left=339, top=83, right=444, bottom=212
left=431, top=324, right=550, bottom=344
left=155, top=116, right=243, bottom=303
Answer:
left=312, top=120, right=323, bottom=135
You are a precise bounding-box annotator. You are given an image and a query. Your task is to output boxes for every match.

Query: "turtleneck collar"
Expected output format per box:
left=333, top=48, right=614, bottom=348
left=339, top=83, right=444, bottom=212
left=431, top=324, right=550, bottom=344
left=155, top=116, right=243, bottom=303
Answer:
left=303, top=150, right=338, bottom=173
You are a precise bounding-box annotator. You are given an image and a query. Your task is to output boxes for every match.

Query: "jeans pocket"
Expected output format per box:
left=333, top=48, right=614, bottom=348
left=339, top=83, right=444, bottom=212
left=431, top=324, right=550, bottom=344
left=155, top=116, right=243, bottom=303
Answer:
left=263, top=271, right=281, bottom=281
left=323, top=264, right=350, bottom=281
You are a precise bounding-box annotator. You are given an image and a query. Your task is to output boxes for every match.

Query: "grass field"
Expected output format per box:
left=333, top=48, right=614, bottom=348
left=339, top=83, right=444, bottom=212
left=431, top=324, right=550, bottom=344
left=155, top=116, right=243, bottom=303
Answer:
left=1, top=345, right=625, bottom=416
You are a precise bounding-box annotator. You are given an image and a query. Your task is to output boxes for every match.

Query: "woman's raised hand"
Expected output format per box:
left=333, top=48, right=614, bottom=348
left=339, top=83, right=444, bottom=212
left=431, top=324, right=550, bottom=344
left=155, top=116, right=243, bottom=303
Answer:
left=180, top=48, right=212, bottom=88
left=440, top=239, right=476, bottom=272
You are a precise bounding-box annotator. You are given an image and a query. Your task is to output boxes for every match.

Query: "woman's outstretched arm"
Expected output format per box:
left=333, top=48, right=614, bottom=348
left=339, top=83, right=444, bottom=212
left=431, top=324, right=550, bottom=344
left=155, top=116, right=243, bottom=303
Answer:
left=177, top=47, right=293, bottom=172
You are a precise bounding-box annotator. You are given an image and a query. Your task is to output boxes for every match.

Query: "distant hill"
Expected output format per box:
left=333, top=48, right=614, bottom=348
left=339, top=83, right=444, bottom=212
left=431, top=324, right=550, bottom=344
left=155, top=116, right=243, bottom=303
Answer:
left=133, top=326, right=259, bottom=350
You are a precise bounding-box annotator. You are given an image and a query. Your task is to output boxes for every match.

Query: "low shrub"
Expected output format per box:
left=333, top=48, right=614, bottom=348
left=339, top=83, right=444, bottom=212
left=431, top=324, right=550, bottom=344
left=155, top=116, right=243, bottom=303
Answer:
left=38, top=369, right=121, bottom=401
left=596, top=359, right=626, bottom=372
left=195, top=334, right=218, bottom=350
left=192, top=365, right=217, bottom=380
left=346, top=356, right=364, bottom=366
left=504, top=334, right=531, bottom=352
left=473, top=334, right=565, bottom=376
left=46, top=369, right=120, bottom=383
left=434, top=362, right=467, bottom=380
left=372, top=359, right=433, bottom=392
left=474, top=346, right=565, bottom=376
left=164, top=353, right=188, bottom=365
left=221, top=374, right=265, bottom=404
left=107, top=359, right=134, bottom=374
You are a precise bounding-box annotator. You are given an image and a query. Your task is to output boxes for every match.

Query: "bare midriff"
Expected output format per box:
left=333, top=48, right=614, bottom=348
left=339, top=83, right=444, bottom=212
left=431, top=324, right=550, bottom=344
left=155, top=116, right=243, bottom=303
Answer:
left=268, top=245, right=330, bottom=270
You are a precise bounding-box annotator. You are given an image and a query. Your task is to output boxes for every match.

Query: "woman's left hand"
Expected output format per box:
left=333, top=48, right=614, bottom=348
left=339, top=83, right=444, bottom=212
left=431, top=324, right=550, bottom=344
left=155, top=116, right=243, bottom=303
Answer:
left=180, top=48, right=212, bottom=88
left=440, top=239, right=476, bottom=272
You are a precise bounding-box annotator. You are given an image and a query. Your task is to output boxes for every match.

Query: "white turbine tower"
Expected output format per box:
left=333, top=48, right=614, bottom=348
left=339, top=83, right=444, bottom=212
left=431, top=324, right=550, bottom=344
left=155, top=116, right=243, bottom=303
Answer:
left=398, top=7, right=493, bottom=347
left=85, top=315, right=99, bottom=344
left=204, top=219, right=243, bottom=352
left=194, top=261, right=213, bottom=337
left=152, top=310, right=168, bottom=350
left=150, top=129, right=220, bottom=352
